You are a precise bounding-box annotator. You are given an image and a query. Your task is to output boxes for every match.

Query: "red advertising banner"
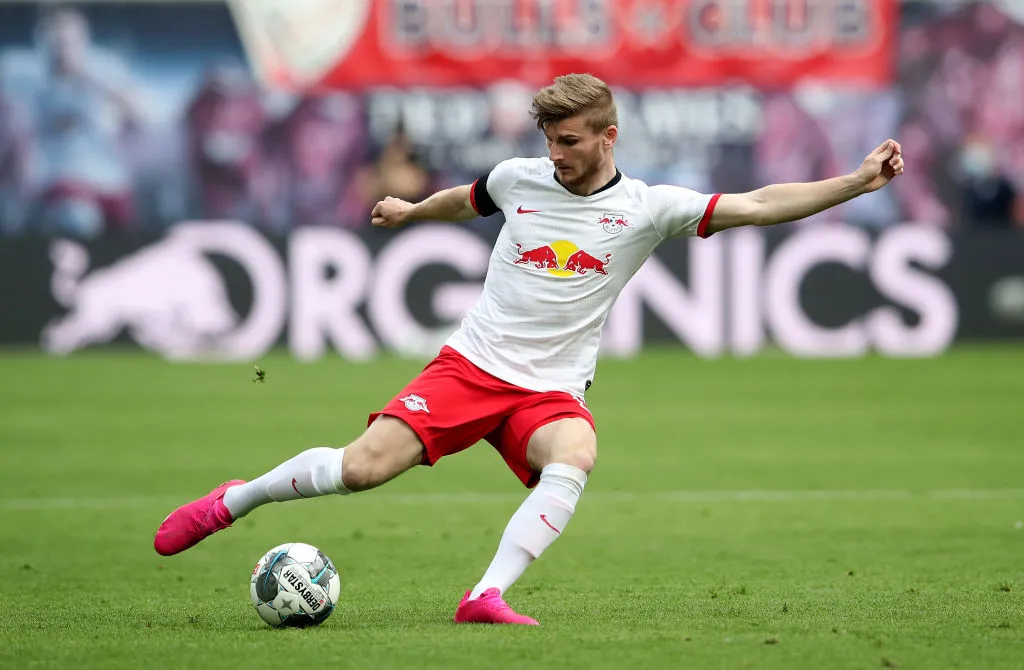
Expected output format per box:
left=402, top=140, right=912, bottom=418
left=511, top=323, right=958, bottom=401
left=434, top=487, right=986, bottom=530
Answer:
left=230, top=0, right=897, bottom=91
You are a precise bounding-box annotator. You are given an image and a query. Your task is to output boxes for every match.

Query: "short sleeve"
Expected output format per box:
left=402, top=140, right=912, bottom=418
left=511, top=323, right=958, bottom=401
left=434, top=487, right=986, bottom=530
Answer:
left=644, top=185, right=721, bottom=239
left=470, top=158, right=524, bottom=217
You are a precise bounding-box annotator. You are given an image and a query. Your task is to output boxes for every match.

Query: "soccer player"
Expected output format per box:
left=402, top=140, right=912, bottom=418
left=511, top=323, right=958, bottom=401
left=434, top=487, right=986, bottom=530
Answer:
left=154, top=74, right=904, bottom=625
left=30, top=7, right=141, bottom=236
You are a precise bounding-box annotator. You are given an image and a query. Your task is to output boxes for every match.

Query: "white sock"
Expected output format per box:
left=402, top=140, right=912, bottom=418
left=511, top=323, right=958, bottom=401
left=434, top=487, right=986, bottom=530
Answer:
left=222, top=447, right=350, bottom=519
left=469, top=463, right=587, bottom=600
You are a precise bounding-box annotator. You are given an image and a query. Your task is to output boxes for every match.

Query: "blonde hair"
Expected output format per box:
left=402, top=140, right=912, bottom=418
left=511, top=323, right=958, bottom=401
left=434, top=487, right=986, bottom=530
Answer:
left=530, top=74, right=617, bottom=133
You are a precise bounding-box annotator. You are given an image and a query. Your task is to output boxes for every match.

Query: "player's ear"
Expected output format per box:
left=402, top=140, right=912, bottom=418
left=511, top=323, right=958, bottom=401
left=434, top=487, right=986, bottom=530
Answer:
left=603, top=125, right=617, bottom=147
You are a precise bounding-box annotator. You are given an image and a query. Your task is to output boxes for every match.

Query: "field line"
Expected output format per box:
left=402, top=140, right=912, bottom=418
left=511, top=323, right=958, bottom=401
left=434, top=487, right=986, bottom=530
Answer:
left=3, top=488, right=1024, bottom=510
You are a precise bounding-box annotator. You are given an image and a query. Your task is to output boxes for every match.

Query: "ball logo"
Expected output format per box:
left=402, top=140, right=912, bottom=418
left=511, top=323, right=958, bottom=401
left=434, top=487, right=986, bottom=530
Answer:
left=281, top=567, right=326, bottom=612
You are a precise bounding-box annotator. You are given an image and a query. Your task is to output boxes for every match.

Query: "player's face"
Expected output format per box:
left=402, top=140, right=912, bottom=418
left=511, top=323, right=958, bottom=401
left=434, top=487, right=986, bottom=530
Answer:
left=45, top=12, right=90, bottom=69
left=543, top=115, right=614, bottom=189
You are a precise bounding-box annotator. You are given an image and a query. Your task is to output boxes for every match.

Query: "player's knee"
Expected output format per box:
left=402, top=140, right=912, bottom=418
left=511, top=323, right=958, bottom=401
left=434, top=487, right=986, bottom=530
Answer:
left=544, top=438, right=597, bottom=474
left=528, top=418, right=598, bottom=474
left=560, top=443, right=596, bottom=474
left=339, top=446, right=377, bottom=492
left=341, top=439, right=398, bottom=492
left=341, top=417, right=424, bottom=491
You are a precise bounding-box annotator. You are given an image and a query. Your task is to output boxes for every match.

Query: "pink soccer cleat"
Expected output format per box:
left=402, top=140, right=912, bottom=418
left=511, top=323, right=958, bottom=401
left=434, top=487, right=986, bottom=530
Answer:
left=154, top=480, right=245, bottom=556
left=453, top=588, right=540, bottom=625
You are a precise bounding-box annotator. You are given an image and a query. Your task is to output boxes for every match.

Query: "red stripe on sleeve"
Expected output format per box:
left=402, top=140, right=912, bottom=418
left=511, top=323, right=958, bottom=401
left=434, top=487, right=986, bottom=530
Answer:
left=697, top=193, right=722, bottom=238
left=469, top=179, right=480, bottom=214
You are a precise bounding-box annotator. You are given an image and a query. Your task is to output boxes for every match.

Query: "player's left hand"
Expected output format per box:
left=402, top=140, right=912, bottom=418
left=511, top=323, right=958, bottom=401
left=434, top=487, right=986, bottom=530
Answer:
left=856, top=139, right=904, bottom=193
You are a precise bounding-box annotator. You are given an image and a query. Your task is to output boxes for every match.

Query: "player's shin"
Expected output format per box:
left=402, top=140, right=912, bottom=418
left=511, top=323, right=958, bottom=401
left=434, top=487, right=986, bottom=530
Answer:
left=222, top=447, right=350, bottom=519
left=469, top=463, right=587, bottom=600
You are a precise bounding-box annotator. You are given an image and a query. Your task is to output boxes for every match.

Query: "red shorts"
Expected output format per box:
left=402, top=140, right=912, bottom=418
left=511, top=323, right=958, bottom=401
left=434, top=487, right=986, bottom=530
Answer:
left=368, top=346, right=595, bottom=488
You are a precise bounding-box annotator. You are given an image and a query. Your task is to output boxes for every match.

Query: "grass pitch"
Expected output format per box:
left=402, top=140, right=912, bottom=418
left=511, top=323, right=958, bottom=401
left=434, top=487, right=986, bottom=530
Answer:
left=1, top=347, right=1022, bottom=669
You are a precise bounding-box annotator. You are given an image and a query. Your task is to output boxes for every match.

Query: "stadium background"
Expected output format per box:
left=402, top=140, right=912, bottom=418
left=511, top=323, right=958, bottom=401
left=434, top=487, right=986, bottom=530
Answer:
left=0, top=0, right=1022, bottom=359
left=1, top=2, right=1022, bottom=669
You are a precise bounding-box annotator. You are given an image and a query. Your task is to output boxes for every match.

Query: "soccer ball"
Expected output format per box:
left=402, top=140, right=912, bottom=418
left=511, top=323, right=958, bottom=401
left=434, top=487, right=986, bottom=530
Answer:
left=250, top=542, right=341, bottom=627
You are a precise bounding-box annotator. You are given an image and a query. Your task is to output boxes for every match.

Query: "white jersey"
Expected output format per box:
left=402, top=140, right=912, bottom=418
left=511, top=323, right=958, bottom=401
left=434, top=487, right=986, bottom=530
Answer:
left=445, top=157, right=720, bottom=397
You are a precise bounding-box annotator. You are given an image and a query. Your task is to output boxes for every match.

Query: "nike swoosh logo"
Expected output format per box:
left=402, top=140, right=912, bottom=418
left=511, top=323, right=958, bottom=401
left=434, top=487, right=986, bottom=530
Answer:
left=517, top=206, right=542, bottom=214
left=539, top=514, right=560, bottom=534
left=291, top=478, right=306, bottom=497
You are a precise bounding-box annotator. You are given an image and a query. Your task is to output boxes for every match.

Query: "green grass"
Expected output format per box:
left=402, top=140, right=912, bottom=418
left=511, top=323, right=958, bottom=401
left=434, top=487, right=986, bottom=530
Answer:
left=1, top=347, right=1022, bottom=669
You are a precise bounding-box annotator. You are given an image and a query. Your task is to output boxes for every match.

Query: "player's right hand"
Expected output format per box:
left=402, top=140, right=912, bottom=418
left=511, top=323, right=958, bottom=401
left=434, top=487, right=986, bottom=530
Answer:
left=371, top=196, right=413, bottom=228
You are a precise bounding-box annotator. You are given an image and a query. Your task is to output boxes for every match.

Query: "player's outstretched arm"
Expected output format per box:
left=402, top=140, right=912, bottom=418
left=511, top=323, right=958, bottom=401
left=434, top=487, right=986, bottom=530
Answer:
left=705, top=139, right=904, bottom=236
left=371, top=185, right=477, bottom=229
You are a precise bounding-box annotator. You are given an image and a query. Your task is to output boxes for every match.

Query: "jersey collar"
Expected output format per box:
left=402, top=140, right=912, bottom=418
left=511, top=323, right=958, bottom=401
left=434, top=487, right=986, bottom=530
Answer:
left=552, top=169, right=622, bottom=197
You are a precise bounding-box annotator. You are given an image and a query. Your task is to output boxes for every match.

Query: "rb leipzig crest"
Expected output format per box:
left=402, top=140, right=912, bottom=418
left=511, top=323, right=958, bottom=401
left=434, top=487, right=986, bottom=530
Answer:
left=598, top=213, right=629, bottom=235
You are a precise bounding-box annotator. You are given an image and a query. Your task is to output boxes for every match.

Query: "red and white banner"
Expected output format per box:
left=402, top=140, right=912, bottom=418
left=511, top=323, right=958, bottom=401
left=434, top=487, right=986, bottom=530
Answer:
left=229, top=0, right=897, bottom=91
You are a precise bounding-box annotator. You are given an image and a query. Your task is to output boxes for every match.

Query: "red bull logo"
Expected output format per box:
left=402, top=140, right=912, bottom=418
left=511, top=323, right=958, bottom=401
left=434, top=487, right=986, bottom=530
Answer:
left=513, top=240, right=611, bottom=277
left=514, top=243, right=559, bottom=270
left=565, top=249, right=612, bottom=275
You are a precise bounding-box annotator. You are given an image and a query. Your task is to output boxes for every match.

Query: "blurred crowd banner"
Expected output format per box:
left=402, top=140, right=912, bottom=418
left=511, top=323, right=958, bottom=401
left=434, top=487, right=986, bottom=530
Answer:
left=1, top=223, right=1023, bottom=360
left=1, top=0, right=1023, bottom=358
left=0, top=0, right=1022, bottom=238
left=229, top=0, right=897, bottom=89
